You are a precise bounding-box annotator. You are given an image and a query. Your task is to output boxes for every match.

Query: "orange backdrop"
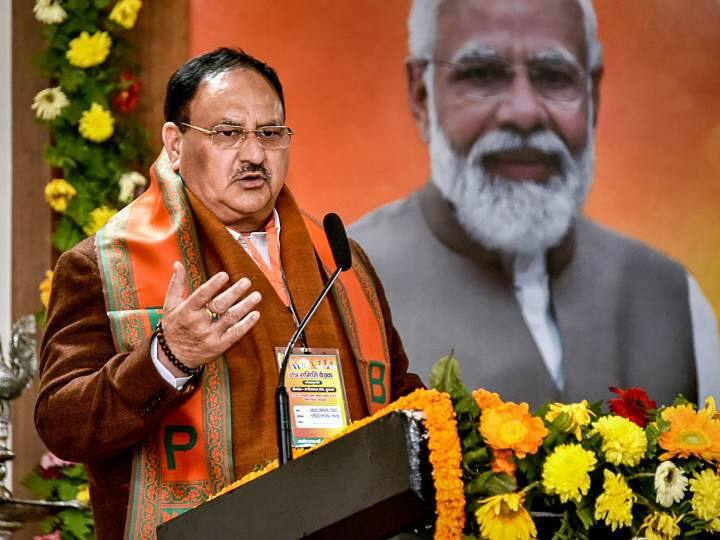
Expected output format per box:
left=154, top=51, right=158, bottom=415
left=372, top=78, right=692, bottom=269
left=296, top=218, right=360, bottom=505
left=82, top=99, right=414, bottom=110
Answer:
left=189, top=0, right=720, bottom=314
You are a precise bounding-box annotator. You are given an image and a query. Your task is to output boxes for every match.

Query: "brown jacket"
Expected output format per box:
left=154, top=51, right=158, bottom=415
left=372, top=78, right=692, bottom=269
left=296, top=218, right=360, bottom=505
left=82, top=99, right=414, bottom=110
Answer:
left=35, top=191, right=421, bottom=539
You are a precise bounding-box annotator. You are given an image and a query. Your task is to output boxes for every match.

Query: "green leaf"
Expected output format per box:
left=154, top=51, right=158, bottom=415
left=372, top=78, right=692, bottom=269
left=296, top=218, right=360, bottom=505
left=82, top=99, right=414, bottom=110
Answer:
left=59, top=67, right=87, bottom=92
left=64, top=191, right=96, bottom=227
left=35, top=308, right=47, bottom=330
left=38, top=516, right=58, bottom=535
left=57, top=481, right=77, bottom=501
left=58, top=508, right=92, bottom=540
left=429, top=351, right=464, bottom=394
left=575, top=498, right=594, bottom=530
left=62, top=463, right=88, bottom=480
left=21, top=468, right=55, bottom=500
left=52, top=216, right=85, bottom=252
left=464, top=471, right=495, bottom=496
left=485, top=472, right=517, bottom=495
left=462, top=447, right=489, bottom=469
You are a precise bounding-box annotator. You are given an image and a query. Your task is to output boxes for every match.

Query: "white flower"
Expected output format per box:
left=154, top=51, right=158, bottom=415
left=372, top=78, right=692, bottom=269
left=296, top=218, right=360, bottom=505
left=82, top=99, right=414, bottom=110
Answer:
left=655, top=461, right=689, bottom=507
left=118, top=171, right=147, bottom=204
left=31, top=87, right=70, bottom=121
left=33, top=0, right=67, bottom=24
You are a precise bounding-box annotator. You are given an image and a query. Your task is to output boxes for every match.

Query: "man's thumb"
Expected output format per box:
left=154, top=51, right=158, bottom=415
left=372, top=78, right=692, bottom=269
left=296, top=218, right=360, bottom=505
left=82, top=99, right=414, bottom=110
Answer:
left=164, top=262, right=187, bottom=310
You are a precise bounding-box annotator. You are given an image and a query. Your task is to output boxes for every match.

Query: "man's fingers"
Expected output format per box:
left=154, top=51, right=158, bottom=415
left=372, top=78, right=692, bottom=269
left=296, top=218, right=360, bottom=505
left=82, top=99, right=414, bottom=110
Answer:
left=219, top=310, right=261, bottom=350
left=163, top=262, right=188, bottom=311
left=206, top=277, right=251, bottom=315
left=216, top=291, right=262, bottom=331
left=184, top=271, right=230, bottom=310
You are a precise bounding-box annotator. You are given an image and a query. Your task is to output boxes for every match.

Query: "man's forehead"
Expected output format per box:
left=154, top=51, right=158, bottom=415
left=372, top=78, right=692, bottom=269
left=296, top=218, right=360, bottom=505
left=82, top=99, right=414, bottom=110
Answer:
left=436, top=0, right=587, bottom=66
left=190, top=68, right=283, bottom=123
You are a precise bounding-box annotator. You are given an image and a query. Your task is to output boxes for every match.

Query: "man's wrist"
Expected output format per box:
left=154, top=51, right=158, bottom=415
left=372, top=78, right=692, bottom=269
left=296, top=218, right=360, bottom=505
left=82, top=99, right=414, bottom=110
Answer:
left=151, top=335, right=193, bottom=390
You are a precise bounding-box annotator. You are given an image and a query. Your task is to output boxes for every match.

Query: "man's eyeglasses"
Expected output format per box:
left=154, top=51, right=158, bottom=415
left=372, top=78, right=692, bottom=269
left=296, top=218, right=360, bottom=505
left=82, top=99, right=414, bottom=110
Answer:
left=433, top=58, right=588, bottom=103
left=179, top=123, right=294, bottom=149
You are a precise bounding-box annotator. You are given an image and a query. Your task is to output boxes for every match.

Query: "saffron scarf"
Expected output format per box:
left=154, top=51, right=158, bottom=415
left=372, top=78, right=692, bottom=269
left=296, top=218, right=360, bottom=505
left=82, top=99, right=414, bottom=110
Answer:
left=95, top=152, right=391, bottom=537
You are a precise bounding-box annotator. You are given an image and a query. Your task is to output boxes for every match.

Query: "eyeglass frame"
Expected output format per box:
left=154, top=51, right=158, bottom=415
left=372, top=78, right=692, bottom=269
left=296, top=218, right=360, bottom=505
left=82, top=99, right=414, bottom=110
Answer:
left=178, top=122, right=295, bottom=149
left=426, top=56, right=591, bottom=104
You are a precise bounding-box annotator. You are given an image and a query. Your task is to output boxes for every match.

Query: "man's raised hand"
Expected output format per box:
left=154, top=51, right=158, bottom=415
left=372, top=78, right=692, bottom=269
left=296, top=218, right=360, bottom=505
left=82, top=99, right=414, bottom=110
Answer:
left=158, top=261, right=261, bottom=376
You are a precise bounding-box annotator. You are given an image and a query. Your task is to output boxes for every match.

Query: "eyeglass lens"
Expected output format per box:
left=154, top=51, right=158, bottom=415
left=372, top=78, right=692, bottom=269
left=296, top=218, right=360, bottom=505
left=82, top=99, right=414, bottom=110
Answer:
left=212, top=125, right=292, bottom=149
left=441, top=59, right=586, bottom=102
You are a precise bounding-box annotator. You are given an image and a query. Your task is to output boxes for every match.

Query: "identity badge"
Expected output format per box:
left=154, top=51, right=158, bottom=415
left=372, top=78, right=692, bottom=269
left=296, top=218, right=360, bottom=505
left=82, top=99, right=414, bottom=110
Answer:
left=275, top=347, right=351, bottom=448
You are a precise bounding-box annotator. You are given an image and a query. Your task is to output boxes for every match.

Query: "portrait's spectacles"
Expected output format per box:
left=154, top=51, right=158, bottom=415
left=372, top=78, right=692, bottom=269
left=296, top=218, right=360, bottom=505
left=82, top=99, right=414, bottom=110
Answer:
left=179, top=123, right=294, bottom=149
left=432, top=58, right=588, bottom=103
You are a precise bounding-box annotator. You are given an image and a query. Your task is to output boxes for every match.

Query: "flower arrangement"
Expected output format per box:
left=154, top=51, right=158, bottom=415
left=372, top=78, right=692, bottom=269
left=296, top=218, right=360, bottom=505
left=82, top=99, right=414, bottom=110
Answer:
left=32, top=0, right=151, bottom=323
left=27, top=1, right=151, bottom=537
left=215, top=354, right=720, bottom=539
left=434, top=355, right=719, bottom=539
left=22, top=452, right=93, bottom=540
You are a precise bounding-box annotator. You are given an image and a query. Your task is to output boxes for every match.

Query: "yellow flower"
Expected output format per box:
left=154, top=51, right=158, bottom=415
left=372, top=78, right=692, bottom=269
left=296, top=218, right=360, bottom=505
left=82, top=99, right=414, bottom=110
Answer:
left=39, top=270, right=53, bottom=310
left=654, top=461, right=688, bottom=507
left=542, top=443, right=597, bottom=503
left=705, top=397, right=720, bottom=421
left=75, top=483, right=90, bottom=504
left=31, top=87, right=70, bottom=121
left=594, top=469, right=635, bottom=531
left=83, top=206, right=117, bottom=235
left=545, top=400, right=595, bottom=440
left=109, top=0, right=142, bottom=29
left=592, top=415, right=648, bottom=466
left=66, top=31, right=112, bottom=68
left=475, top=492, right=537, bottom=540
left=79, top=103, right=115, bottom=143
left=639, top=512, right=682, bottom=540
left=689, top=468, right=720, bottom=524
left=480, top=401, right=548, bottom=458
left=33, top=0, right=67, bottom=24
left=44, top=178, right=77, bottom=213
left=659, top=404, right=720, bottom=461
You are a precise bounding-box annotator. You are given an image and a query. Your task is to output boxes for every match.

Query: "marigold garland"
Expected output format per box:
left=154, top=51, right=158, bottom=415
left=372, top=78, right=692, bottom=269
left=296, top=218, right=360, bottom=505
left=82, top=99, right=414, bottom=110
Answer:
left=212, top=389, right=465, bottom=539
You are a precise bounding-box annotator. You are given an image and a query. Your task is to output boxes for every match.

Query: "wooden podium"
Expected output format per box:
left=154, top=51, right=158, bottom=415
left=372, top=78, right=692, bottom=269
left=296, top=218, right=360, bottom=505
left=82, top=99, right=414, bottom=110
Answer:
left=156, top=412, right=436, bottom=539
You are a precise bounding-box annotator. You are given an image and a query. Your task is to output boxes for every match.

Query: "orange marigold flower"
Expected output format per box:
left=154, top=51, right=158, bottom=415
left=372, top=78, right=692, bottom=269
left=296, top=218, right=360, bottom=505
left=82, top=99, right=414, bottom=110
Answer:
left=473, top=388, right=503, bottom=410
left=491, top=448, right=517, bottom=477
left=480, top=402, right=549, bottom=458
left=659, top=404, right=720, bottom=462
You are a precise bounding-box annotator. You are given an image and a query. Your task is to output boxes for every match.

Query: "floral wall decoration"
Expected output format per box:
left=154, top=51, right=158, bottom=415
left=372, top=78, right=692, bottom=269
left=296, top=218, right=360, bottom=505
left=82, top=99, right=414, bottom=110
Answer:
left=27, top=1, right=150, bottom=538
left=32, top=0, right=151, bottom=325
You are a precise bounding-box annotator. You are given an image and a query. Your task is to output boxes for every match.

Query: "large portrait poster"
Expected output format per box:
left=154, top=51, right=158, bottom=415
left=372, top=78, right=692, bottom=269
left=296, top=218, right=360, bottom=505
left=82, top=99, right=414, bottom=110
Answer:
left=189, top=0, right=720, bottom=317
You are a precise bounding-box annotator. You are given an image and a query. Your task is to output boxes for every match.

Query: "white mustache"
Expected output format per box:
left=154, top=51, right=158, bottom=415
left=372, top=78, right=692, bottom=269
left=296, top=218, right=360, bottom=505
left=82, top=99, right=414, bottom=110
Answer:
left=467, top=129, right=575, bottom=175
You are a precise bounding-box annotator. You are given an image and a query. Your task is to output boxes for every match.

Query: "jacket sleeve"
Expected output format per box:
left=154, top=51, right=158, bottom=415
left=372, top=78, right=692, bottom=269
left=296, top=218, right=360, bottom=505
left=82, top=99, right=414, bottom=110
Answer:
left=35, top=238, right=196, bottom=463
left=349, top=240, right=424, bottom=399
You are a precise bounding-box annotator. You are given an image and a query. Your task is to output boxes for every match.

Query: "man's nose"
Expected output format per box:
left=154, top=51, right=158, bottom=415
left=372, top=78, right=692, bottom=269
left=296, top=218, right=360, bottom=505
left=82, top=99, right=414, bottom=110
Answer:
left=236, top=132, right=266, bottom=164
left=495, top=72, right=550, bottom=134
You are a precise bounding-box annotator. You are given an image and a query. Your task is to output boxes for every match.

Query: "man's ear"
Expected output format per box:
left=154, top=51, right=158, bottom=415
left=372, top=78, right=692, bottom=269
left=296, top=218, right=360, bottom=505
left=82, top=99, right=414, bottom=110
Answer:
left=590, top=67, right=603, bottom=127
left=161, top=122, right=183, bottom=171
left=406, top=59, right=431, bottom=144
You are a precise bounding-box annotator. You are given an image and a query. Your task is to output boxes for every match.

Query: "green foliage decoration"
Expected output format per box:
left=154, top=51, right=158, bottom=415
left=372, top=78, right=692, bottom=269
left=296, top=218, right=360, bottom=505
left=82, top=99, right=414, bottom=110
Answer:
left=32, top=0, right=151, bottom=254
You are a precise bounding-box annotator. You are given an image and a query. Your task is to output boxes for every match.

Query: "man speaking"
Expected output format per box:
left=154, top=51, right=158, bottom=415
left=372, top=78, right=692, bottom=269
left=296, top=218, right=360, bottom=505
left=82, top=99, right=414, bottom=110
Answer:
left=35, top=48, right=421, bottom=539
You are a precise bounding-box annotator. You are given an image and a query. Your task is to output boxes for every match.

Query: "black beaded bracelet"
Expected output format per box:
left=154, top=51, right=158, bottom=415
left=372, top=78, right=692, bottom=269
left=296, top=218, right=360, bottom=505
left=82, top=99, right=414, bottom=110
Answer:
left=155, top=321, right=203, bottom=377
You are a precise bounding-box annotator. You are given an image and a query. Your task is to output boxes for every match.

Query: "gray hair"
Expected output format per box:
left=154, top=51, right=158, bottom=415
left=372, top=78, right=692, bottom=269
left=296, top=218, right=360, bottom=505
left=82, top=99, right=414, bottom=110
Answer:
left=408, top=0, right=603, bottom=72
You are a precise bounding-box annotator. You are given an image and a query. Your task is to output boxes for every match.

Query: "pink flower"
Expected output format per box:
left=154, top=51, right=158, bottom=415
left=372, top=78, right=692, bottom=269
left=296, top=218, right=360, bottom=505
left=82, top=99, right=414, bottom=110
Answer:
left=34, top=531, right=61, bottom=540
left=40, top=451, right=73, bottom=471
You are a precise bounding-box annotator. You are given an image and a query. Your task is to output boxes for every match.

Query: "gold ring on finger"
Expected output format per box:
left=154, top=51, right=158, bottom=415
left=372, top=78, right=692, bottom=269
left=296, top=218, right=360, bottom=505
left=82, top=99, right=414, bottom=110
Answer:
left=206, top=307, right=221, bottom=323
